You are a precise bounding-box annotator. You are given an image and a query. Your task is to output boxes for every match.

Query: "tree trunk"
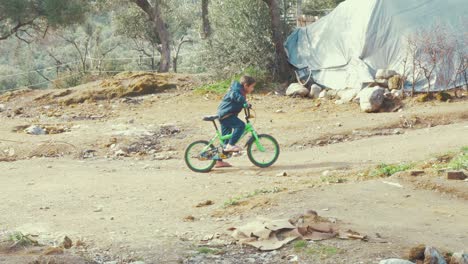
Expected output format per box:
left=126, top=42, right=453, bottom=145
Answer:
left=263, top=0, right=291, bottom=82
left=132, top=0, right=171, bottom=72
left=201, top=0, right=211, bottom=39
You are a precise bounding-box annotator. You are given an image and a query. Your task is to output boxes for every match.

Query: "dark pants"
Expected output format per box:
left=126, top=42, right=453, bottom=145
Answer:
left=220, top=115, right=245, bottom=146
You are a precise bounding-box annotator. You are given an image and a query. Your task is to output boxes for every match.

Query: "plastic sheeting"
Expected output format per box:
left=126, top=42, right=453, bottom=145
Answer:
left=285, top=0, right=468, bottom=91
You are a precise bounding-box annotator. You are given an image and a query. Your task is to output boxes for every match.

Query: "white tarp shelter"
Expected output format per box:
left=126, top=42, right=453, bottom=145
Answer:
left=285, top=0, right=468, bottom=91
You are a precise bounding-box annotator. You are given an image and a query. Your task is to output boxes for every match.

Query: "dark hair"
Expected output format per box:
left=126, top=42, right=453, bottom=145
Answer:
left=240, top=75, right=256, bottom=86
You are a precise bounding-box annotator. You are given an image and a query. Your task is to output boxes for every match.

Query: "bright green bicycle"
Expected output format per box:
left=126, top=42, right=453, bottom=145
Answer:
left=184, top=104, right=280, bottom=173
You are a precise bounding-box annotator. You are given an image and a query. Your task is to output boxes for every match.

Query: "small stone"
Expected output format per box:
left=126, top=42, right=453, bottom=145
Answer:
left=114, top=149, right=128, bottom=157
left=322, top=170, right=330, bottom=177
left=447, top=171, right=467, bottom=180
left=94, top=206, right=103, bottom=212
left=62, top=236, right=73, bottom=249
left=25, top=125, right=46, bottom=135
left=43, top=247, right=64, bottom=255
left=319, top=90, right=327, bottom=99
left=309, top=84, right=322, bottom=99
left=277, top=171, right=288, bottom=177
left=379, top=259, right=414, bottom=264
left=196, top=200, right=214, bottom=207
left=183, top=215, right=196, bottom=222
left=410, top=170, right=425, bottom=176
left=275, top=109, right=285, bottom=113
left=202, top=234, right=214, bottom=241
left=336, top=123, right=342, bottom=127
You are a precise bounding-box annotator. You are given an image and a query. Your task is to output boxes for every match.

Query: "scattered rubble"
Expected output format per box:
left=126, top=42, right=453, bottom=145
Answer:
left=228, top=210, right=363, bottom=251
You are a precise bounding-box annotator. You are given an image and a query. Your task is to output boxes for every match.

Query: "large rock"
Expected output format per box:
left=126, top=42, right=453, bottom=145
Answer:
left=379, top=259, right=415, bottom=264
left=389, top=75, right=402, bottom=90
left=424, top=247, right=447, bottom=264
left=0, top=104, right=5, bottom=112
left=309, top=84, right=322, bottom=99
left=318, top=89, right=327, bottom=99
left=450, top=252, right=468, bottom=264
left=337, top=87, right=360, bottom=102
left=375, top=79, right=389, bottom=88
left=359, top=87, right=385, bottom=113
left=286, top=83, right=309, bottom=97
left=376, top=69, right=398, bottom=80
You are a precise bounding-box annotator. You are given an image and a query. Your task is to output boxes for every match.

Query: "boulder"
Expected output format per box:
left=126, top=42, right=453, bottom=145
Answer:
left=25, top=125, right=46, bottom=135
left=375, top=79, right=389, bottom=88
left=376, top=69, right=398, bottom=80
left=309, top=84, right=322, bottom=99
left=379, top=259, right=415, bottom=264
left=359, top=87, right=385, bottom=113
left=389, top=75, right=402, bottom=90
left=318, top=90, right=327, bottom=99
left=450, top=252, right=468, bottom=264
left=286, top=83, right=309, bottom=97
left=0, top=104, right=5, bottom=112
left=424, top=247, right=447, bottom=264
left=337, top=87, right=360, bottom=102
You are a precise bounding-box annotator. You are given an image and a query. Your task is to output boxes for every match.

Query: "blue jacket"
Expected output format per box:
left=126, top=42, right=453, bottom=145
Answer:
left=217, top=81, right=246, bottom=119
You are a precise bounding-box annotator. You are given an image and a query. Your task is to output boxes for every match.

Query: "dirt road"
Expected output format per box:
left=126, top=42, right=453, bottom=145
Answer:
left=0, top=87, right=467, bottom=263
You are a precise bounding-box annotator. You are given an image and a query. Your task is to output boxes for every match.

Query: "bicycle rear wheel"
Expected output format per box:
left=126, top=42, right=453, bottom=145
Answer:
left=247, top=134, right=280, bottom=168
left=184, top=140, right=217, bottom=173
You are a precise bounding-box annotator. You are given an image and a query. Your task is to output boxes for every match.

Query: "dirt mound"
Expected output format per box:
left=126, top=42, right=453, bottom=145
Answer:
left=32, top=72, right=177, bottom=106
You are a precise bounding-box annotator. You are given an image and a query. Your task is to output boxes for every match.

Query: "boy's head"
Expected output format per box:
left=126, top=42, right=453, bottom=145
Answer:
left=240, top=75, right=256, bottom=94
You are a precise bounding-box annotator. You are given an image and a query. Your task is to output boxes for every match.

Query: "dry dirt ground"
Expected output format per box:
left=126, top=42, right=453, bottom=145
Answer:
left=0, top=76, right=467, bottom=264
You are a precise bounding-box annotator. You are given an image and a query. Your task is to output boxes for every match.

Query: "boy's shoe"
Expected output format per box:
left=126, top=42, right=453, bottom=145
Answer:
left=215, top=161, right=232, bottom=168
left=224, top=145, right=242, bottom=152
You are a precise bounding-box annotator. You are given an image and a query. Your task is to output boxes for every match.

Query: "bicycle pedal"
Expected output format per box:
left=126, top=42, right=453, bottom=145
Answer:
left=219, top=154, right=228, bottom=159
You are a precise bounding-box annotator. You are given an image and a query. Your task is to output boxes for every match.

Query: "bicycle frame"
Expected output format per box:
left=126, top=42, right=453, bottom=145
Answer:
left=202, top=107, right=266, bottom=154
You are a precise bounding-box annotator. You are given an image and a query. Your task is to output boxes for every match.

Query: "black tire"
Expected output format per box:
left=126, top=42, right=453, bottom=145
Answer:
left=184, top=140, right=217, bottom=173
left=247, top=134, right=280, bottom=168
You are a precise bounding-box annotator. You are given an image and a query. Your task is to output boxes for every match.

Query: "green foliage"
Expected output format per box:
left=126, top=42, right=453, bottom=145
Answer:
left=203, top=0, right=275, bottom=77
left=445, top=147, right=468, bottom=170
left=306, top=244, right=341, bottom=258
left=372, top=163, right=413, bottom=178
left=0, top=0, right=89, bottom=40
left=195, top=66, right=270, bottom=94
left=197, top=247, right=219, bottom=254
left=8, top=232, right=38, bottom=247
left=294, top=240, right=308, bottom=250
left=303, top=0, right=343, bottom=16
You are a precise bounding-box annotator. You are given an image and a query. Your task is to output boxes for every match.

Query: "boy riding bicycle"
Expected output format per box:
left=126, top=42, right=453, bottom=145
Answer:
left=215, top=76, right=256, bottom=168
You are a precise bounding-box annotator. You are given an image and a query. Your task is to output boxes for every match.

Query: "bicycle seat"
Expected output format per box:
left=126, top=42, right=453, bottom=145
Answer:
left=203, top=115, right=219, bottom=121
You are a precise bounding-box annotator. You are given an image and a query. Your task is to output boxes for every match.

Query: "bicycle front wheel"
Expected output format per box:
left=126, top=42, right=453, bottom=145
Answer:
left=247, top=134, right=280, bottom=168
left=184, top=140, right=217, bottom=173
